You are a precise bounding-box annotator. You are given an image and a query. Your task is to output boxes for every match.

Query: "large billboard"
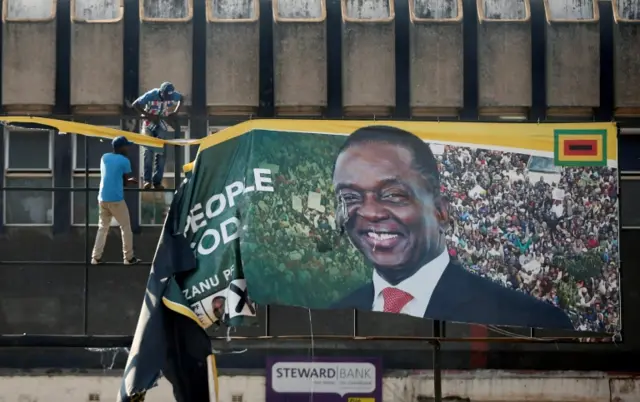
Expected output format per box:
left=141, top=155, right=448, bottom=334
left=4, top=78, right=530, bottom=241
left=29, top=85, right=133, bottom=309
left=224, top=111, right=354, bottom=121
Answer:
left=164, top=121, right=619, bottom=332
left=0, top=118, right=622, bottom=400
left=0, top=117, right=620, bottom=333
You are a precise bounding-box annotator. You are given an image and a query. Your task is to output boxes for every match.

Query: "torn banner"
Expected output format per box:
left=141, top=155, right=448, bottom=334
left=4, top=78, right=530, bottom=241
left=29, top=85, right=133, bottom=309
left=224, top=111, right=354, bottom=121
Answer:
left=118, top=180, right=213, bottom=402
left=119, top=119, right=619, bottom=399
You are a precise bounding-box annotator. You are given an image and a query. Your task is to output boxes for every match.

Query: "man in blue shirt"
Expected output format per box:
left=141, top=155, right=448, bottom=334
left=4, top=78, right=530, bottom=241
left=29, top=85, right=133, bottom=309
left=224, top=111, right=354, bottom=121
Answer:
left=91, top=136, right=141, bottom=265
left=132, top=81, right=183, bottom=190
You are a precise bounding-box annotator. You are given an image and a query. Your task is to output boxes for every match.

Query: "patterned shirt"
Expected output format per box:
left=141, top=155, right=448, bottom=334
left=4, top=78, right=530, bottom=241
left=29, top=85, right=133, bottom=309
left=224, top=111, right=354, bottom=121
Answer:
left=134, top=88, right=182, bottom=134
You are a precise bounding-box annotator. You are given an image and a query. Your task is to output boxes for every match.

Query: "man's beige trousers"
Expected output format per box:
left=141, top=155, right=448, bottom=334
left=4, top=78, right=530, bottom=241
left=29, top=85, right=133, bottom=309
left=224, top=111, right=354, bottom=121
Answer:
left=91, top=200, right=134, bottom=261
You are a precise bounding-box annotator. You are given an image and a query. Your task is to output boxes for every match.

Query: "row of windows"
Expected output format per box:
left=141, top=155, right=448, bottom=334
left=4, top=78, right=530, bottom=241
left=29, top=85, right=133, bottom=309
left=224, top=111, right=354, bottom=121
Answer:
left=2, top=125, right=225, bottom=226
left=3, top=176, right=176, bottom=226
left=4, top=127, right=199, bottom=172
left=4, top=124, right=640, bottom=227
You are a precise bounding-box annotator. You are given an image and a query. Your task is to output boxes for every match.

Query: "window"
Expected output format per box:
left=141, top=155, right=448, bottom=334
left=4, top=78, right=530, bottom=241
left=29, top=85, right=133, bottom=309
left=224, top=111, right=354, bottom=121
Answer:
left=621, top=177, right=640, bottom=229
left=619, top=135, right=640, bottom=173
left=71, top=176, right=118, bottom=226
left=73, top=135, right=114, bottom=171
left=185, top=126, right=227, bottom=163
left=139, top=123, right=191, bottom=179
left=4, top=176, right=54, bottom=225
left=140, top=177, right=175, bottom=225
left=3, top=128, right=54, bottom=225
left=4, top=129, right=53, bottom=171
left=71, top=127, right=121, bottom=226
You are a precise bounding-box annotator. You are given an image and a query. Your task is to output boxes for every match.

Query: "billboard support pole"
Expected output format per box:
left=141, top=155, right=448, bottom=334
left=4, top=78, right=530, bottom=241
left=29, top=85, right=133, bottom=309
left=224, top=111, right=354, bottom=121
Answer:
left=432, top=339, right=442, bottom=402
left=432, top=319, right=443, bottom=402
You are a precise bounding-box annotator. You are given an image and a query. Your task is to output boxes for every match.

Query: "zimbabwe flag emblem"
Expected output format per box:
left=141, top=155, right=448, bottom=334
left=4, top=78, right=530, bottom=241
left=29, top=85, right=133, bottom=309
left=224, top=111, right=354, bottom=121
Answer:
left=553, top=129, right=607, bottom=167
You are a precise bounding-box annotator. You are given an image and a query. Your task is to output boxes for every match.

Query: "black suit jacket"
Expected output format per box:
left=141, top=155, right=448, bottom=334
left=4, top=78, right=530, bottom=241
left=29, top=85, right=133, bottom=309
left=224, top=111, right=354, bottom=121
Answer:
left=332, top=260, right=574, bottom=329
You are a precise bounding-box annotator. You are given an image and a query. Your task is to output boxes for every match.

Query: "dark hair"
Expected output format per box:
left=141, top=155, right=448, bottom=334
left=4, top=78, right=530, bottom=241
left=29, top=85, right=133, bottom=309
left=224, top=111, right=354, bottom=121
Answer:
left=334, top=125, right=441, bottom=195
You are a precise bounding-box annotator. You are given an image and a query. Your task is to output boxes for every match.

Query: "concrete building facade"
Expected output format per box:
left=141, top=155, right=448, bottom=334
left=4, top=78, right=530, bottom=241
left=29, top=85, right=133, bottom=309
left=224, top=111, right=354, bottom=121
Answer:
left=2, top=0, right=640, bottom=400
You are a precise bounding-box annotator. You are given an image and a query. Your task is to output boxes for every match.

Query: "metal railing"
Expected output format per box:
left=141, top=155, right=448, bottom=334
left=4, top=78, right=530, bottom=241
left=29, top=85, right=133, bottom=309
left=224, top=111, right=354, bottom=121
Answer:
left=0, top=116, right=185, bottom=336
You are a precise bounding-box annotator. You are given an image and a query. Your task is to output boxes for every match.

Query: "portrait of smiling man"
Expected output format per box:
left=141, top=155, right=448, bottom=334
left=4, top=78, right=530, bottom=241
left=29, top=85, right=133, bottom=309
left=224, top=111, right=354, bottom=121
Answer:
left=331, top=125, right=574, bottom=329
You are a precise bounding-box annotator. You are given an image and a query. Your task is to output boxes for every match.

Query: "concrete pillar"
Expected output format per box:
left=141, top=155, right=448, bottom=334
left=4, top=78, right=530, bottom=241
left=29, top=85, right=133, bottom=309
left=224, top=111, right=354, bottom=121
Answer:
left=273, top=0, right=327, bottom=116
left=341, top=0, right=395, bottom=117
left=70, top=0, right=124, bottom=115
left=139, top=0, right=193, bottom=111
left=2, top=0, right=57, bottom=114
left=612, top=0, right=640, bottom=117
left=409, top=0, right=463, bottom=117
left=544, top=0, right=600, bottom=117
left=477, top=0, right=531, bottom=118
left=206, top=0, right=260, bottom=116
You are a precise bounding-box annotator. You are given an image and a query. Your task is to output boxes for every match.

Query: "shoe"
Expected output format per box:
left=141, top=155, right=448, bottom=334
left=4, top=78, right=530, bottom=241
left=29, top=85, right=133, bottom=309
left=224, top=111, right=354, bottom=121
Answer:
left=153, top=183, right=165, bottom=190
left=91, top=258, right=104, bottom=265
left=125, top=257, right=141, bottom=265
left=143, top=182, right=152, bottom=190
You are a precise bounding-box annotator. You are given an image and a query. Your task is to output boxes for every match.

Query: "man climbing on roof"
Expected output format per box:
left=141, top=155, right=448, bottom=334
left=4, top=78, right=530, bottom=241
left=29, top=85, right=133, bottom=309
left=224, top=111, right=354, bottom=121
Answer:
left=131, top=81, right=183, bottom=190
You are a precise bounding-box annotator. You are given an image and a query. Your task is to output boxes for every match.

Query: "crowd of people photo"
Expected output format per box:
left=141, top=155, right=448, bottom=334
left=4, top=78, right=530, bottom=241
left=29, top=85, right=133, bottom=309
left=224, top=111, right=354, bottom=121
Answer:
left=438, top=146, right=619, bottom=334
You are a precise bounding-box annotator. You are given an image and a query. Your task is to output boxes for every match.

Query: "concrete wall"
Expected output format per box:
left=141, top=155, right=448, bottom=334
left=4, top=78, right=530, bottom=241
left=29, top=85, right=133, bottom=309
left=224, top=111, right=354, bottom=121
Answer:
left=276, top=0, right=323, bottom=18
left=70, top=0, right=124, bottom=110
left=5, top=0, right=54, bottom=20
left=211, top=0, right=255, bottom=19
left=343, top=0, right=391, bottom=20
left=74, top=0, right=121, bottom=20
left=547, top=0, right=597, bottom=20
left=616, top=0, right=640, bottom=19
left=412, top=0, right=459, bottom=19
left=482, top=0, right=527, bottom=20
left=341, top=0, right=395, bottom=115
left=544, top=0, right=600, bottom=111
left=206, top=0, right=260, bottom=114
left=2, top=0, right=56, bottom=111
left=273, top=0, right=327, bottom=114
left=143, top=0, right=190, bottom=19
left=409, top=0, right=463, bottom=116
left=477, top=0, right=531, bottom=113
left=1, top=371, right=639, bottom=402
left=0, top=0, right=639, bottom=116
left=613, top=0, right=640, bottom=114
left=139, top=0, right=193, bottom=107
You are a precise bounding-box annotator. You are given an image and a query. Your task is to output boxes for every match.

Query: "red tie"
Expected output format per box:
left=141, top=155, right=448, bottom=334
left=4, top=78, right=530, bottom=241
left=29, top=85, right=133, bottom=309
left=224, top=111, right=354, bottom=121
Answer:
left=382, top=288, right=414, bottom=313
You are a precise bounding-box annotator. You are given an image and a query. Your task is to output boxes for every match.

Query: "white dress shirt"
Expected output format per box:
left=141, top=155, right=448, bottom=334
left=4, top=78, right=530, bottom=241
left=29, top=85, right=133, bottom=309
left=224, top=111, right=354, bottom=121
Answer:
left=372, top=249, right=450, bottom=317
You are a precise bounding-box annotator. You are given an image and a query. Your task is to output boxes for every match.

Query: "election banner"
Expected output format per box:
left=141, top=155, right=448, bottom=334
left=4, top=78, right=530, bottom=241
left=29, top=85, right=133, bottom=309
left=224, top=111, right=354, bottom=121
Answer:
left=0, top=116, right=621, bottom=398
left=266, top=357, right=383, bottom=402
left=164, top=120, right=620, bottom=334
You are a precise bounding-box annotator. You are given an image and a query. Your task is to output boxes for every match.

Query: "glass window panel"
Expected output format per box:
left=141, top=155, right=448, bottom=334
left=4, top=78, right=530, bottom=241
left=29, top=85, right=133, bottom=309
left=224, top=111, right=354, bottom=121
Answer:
left=164, top=125, right=191, bottom=173
left=138, top=125, right=191, bottom=177
left=139, top=144, right=176, bottom=175
left=140, top=177, right=175, bottom=225
left=4, top=177, right=53, bottom=225
left=6, top=131, right=51, bottom=170
left=72, top=176, right=127, bottom=226
left=165, top=143, right=177, bottom=174
left=75, top=136, right=114, bottom=170
left=182, top=125, right=223, bottom=166
left=72, top=176, right=100, bottom=225
left=621, top=178, right=640, bottom=227
left=619, top=135, right=640, bottom=173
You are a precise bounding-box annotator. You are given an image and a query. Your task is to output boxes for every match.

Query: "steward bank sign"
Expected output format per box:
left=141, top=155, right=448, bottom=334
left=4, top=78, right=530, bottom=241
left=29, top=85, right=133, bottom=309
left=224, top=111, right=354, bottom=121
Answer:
left=266, top=357, right=382, bottom=402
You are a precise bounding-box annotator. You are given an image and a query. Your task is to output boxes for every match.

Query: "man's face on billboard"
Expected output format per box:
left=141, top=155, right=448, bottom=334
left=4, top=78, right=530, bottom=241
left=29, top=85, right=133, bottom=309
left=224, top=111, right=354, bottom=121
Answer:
left=333, top=141, right=442, bottom=273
